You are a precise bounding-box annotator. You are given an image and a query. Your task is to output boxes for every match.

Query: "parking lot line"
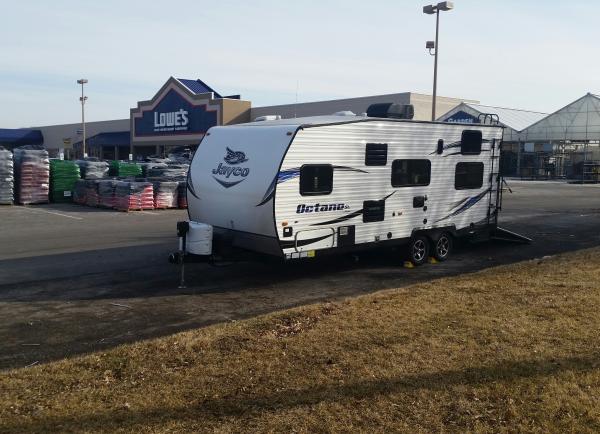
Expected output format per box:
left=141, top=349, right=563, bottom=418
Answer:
left=18, top=207, right=84, bottom=220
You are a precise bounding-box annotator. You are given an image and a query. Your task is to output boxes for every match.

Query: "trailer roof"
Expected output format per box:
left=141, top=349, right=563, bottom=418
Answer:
left=233, top=115, right=503, bottom=129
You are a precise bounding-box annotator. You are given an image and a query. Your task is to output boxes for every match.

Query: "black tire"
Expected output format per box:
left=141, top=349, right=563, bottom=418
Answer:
left=408, top=235, right=429, bottom=266
left=432, top=232, right=453, bottom=262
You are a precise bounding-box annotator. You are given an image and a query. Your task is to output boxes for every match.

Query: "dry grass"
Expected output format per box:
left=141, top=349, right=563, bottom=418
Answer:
left=2, top=248, right=600, bottom=433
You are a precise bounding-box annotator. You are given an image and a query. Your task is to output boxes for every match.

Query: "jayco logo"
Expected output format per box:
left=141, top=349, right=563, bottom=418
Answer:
left=296, top=203, right=349, bottom=213
left=212, top=147, right=250, bottom=188
left=153, top=109, right=189, bottom=132
left=224, top=148, right=248, bottom=165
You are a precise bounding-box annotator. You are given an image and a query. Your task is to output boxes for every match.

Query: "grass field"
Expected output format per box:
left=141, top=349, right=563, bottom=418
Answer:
left=2, top=247, right=600, bottom=433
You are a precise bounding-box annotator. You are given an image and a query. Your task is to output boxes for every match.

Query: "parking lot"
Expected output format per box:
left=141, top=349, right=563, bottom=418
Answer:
left=1, top=180, right=600, bottom=370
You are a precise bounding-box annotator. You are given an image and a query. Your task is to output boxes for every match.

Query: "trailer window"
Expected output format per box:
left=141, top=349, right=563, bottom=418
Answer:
left=455, top=162, right=484, bottom=189
left=300, top=164, right=333, bottom=195
left=461, top=130, right=482, bottom=155
left=391, top=159, right=431, bottom=187
left=365, top=143, right=388, bottom=166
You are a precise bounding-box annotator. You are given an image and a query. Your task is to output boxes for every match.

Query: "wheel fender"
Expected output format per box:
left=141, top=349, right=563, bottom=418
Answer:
left=411, top=226, right=456, bottom=242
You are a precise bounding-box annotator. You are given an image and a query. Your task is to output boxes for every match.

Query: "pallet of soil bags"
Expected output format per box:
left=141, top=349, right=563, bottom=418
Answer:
left=177, top=181, right=187, bottom=209
left=84, top=180, right=100, bottom=207
left=114, top=181, right=154, bottom=211
left=14, top=148, right=50, bottom=205
left=73, top=179, right=87, bottom=205
left=50, top=160, right=80, bottom=202
left=97, top=179, right=118, bottom=208
left=146, top=163, right=189, bottom=180
left=153, top=181, right=179, bottom=209
left=0, top=149, right=14, bottom=204
left=76, top=160, right=109, bottom=180
left=109, top=160, right=142, bottom=177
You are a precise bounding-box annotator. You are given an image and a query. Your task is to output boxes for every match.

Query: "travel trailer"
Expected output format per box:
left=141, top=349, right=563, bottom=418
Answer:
left=172, top=104, right=526, bottom=269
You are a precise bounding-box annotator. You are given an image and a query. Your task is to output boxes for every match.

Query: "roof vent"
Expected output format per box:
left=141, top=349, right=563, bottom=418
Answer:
left=254, top=115, right=282, bottom=122
left=332, top=110, right=356, bottom=116
left=366, top=103, right=414, bottom=120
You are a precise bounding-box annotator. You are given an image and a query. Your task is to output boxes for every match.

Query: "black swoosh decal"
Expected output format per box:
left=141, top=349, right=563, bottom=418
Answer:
left=429, top=140, right=461, bottom=155
left=332, top=165, right=369, bottom=173
left=187, top=172, right=200, bottom=200
left=443, top=149, right=490, bottom=157
left=213, top=177, right=245, bottom=188
left=435, top=188, right=490, bottom=223
left=256, top=175, right=278, bottom=207
left=310, top=191, right=396, bottom=226
left=448, top=197, right=469, bottom=209
left=280, top=233, right=334, bottom=249
left=310, top=209, right=364, bottom=226
left=430, top=138, right=492, bottom=156
left=382, top=191, right=396, bottom=200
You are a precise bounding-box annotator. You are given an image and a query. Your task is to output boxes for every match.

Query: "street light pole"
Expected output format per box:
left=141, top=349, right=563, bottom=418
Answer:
left=77, top=79, right=88, bottom=158
left=423, top=2, right=453, bottom=121
left=432, top=9, right=440, bottom=122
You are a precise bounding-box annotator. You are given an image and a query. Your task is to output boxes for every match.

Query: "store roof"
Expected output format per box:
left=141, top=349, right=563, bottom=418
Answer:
left=0, top=128, right=43, bottom=146
left=464, top=103, right=548, bottom=132
left=176, top=78, right=223, bottom=98
left=438, top=103, right=547, bottom=132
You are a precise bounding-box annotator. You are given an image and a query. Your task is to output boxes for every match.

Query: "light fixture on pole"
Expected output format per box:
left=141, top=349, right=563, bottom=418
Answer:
left=423, top=1, right=453, bottom=121
left=77, top=79, right=88, bottom=158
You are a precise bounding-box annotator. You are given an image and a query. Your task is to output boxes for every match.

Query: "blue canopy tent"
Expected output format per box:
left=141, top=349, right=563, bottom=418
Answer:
left=0, top=128, right=43, bottom=150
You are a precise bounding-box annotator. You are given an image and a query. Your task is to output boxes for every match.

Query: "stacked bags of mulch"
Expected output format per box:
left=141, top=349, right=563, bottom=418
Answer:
left=76, top=160, right=108, bottom=179
left=146, top=163, right=189, bottom=180
left=85, top=180, right=100, bottom=207
left=110, top=160, right=141, bottom=178
left=178, top=181, right=187, bottom=209
left=114, top=181, right=154, bottom=211
left=97, top=180, right=118, bottom=208
left=138, top=182, right=155, bottom=209
left=0, top=149, right=14, bottom=204
left=140, top=159, right=170, bottom=177
left=153, top=181, right=178, bottom=208
left=50, top=160, right=80, bottom=203
left=14, top=148, right=50, bottom=205
left=73, top=179, right=87, bottom=205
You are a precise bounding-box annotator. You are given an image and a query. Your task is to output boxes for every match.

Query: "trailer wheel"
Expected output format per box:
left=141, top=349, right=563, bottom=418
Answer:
left=408, top=235, right=429, bottom=266
left=433, top=232, right=453, bottom=261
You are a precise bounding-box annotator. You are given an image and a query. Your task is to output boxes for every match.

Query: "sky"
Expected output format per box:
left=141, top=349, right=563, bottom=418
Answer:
left=0, top=0, right=598, bottom=128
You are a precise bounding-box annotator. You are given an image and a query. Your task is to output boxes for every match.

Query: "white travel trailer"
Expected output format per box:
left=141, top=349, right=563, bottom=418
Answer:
left=175, top=105, right=523, bottom=267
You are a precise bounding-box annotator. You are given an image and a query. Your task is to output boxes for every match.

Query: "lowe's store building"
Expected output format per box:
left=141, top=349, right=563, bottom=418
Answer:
left=0, top=77, right=469, bottom=160
left=34, top=77, right=251, bottom=160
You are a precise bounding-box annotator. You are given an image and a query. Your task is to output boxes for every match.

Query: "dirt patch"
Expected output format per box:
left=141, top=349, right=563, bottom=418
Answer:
left=261, top=302, right=342, bottom=339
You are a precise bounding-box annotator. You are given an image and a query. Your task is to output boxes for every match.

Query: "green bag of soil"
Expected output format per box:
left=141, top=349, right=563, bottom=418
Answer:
left=110, top=161, right=142, bottom=178
left=50, top=160, right=80, bottom=202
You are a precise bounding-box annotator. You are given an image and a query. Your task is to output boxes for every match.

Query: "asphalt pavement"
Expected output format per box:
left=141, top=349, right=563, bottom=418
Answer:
left=0, top=180, right=599, bottom=369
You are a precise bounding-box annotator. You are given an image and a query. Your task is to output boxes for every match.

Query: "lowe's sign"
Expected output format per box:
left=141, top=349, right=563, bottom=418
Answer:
left=134, top=89, right=218, bottom=137
left=154, top=109, right=189, bottom=132
left=444, top=110, right=480, bottom=124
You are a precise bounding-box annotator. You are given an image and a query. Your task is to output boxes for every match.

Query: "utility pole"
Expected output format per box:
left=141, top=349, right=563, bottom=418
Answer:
left=423, top=2, right=453, bottom=121
left=77, top=79, right=88, bottom=158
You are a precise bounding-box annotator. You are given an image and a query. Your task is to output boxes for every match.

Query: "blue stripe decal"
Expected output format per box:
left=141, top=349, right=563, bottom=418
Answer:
left=278, top=168, right=301, bottom=183
left=435, top=189, right=490, bottom=223
left=256, top=166, right=367, bottom=207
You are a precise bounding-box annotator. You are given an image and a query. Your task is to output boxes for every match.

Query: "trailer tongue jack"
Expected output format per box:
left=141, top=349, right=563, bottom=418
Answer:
left=175, top=221, right=188, bottom=289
